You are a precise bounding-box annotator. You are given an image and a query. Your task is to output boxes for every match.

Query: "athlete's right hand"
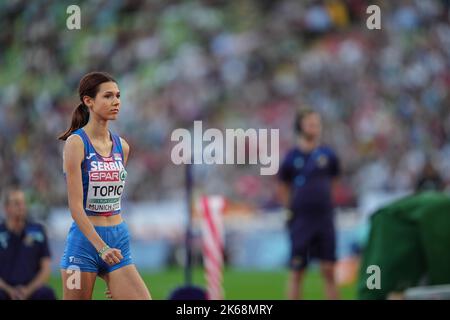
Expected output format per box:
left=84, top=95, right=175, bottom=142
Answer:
left=101, top=248, right=123, bottom=265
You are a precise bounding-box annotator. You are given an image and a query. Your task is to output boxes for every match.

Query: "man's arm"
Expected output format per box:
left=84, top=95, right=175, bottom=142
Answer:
left=0, top=277, right=20, bottom=299
left=277, top=151, right=294, bottom=223
left=329, top=149, right=341, bottom=205
left=277, top=181, right=294, bottom=224
left=277, top=181, right=291, bottom=208
left=0, top=277, right=12, bottom=292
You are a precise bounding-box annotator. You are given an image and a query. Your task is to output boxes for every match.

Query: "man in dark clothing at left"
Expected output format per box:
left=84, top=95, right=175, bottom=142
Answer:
left=0, top=187, right=56, bottom=300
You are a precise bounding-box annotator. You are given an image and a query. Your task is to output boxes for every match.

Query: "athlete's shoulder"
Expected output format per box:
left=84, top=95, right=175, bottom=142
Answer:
left=63, top=131, right=86, bottom=163
left=70, top=128, right=84, bottom=136
left=65, top=132, right=85, bottom=149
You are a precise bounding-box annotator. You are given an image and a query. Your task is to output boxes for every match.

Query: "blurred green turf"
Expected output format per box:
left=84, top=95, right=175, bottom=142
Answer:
left=50, top=267, right=357, bottom=300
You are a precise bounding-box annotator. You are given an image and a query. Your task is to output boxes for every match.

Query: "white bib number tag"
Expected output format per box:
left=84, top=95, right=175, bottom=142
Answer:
left=86, top=169, right=126, bottom=212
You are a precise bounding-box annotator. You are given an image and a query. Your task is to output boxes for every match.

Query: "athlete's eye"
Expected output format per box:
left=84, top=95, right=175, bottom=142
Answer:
left=116, top=94, right=120, bottom=99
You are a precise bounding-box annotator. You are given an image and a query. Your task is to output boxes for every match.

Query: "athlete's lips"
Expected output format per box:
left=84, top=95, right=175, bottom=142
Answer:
left=111, top=109, right=119, bottom=113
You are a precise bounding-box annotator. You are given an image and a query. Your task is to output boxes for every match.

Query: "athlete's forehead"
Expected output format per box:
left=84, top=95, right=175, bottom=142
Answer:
left=98, top=81, right=119, bottom=94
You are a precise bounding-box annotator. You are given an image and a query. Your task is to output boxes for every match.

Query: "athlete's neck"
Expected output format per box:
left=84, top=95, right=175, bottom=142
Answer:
left=298, top=137, right=319, bottom=153
left=84, top=119, right=110, bottom=143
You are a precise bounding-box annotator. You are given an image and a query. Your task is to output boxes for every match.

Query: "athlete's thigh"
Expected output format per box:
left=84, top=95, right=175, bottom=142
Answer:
left=60, top=269, right=97, bottom=300
left=104, top=265, right=151, bottom=300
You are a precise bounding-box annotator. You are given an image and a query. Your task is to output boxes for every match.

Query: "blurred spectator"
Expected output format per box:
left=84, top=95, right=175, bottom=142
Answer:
left=0, top=187, right=56, bottom=300
left=415, top=159, right=445, bottom=192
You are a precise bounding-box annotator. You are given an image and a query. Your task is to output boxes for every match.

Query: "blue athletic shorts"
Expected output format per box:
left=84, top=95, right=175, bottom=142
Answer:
left=60, top=221, right=133, bottom=274
left=288, top=216, right=336, bottom=270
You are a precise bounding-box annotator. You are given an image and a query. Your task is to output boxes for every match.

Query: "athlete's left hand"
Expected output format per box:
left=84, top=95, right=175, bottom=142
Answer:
left=101, top=247, right=123, bottom=265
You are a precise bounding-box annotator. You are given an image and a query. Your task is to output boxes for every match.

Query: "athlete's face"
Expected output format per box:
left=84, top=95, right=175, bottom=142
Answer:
left=300, top=113, right=322, bottom=140
left=4, top=190, right=27, bottom=222
left=87, top=81, right=121, bottom=121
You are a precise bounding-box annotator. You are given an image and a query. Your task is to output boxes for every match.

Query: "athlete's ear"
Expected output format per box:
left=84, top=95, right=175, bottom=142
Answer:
left=82, top=95, right=94, bottom=109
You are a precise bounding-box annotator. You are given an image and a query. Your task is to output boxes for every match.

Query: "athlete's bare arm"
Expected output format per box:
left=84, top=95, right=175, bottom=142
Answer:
left=120, top=138, right=130, bottom=166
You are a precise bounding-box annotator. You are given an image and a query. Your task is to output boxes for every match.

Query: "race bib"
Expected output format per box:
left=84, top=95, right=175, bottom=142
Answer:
left=86, top=159, right=127, bottom=213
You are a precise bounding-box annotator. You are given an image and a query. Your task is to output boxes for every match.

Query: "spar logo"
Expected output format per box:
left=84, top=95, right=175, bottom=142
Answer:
left=120, top=170, right=127, bottom=181
left=90, top=171, right=120, bottom=182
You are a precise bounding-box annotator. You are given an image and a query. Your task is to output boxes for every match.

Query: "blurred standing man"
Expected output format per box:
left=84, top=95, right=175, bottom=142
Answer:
left=278, top=108, right=340, bottom=300
left=0, top=187, right=56, bottom=300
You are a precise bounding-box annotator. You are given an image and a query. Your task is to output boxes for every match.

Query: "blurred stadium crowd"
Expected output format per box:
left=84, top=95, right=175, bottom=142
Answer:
left=1, top=0, right=450, bottom=218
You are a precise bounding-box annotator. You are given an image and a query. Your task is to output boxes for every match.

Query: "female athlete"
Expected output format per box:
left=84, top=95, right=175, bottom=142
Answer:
left=58, top=71, right=151, bottom=300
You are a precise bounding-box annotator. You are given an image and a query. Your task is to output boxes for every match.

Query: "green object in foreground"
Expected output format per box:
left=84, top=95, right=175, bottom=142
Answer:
left=358, top=192, right=450, bottom=299
left=49, top=267, right=356, bottom=300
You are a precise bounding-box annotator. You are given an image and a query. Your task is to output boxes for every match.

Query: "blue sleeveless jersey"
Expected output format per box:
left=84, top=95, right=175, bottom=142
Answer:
left=69, top=128, right=127, bottom=216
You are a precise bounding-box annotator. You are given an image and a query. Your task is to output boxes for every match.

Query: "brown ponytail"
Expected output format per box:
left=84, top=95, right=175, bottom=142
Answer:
left=58, top=103, right=90, bottom=140
left=58, top=71, right=117, bottom=141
